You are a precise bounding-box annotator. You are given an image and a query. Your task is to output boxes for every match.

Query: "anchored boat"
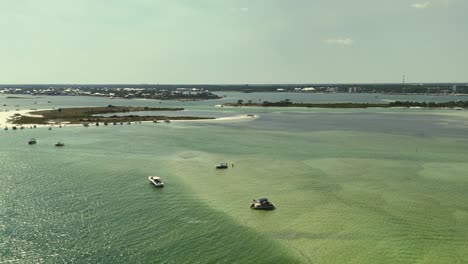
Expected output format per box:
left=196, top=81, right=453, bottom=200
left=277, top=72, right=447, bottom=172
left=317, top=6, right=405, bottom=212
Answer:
left=251, top=198, right=275, bottom=210
left=149, top=176, right=164, bottom=187
left=216, top=162, right=229, bottom=169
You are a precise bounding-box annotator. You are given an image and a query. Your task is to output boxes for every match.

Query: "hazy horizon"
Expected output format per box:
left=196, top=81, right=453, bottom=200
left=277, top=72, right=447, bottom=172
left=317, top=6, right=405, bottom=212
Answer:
left=1, top=82, right=467, bottom=86
left=1, top=0, right=467, bottom=84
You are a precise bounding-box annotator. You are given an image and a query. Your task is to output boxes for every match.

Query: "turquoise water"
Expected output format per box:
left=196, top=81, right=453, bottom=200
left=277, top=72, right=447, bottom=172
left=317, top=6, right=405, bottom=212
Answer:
left=1, top=94, right=468, bottom=263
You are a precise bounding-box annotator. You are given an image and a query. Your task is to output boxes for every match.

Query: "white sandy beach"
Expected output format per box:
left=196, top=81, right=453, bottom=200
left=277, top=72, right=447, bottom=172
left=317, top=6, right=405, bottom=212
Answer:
left=0, top=109, right=57, bottom=128
left=0, top=109, right=37, bottom=126
left=171, top=114, right=258, bottom=123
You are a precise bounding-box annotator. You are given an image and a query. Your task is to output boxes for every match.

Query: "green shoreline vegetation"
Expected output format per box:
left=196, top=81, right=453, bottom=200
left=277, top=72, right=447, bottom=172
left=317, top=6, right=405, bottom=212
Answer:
left=6, top=96, right=43, bottom=99
left=10, top=105, right=214, bottom=125
left=225, top=99, right=468, bottom=108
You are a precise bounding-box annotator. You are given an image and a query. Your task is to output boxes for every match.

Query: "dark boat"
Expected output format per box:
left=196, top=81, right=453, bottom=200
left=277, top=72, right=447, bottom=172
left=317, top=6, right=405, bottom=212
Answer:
left=251, top=198, right=275, bottom=210
left=28, top=138, right=37, bottom=145
left=216, top=162, right=228, bottom=169
left=55, top=142, right=65, bottom=147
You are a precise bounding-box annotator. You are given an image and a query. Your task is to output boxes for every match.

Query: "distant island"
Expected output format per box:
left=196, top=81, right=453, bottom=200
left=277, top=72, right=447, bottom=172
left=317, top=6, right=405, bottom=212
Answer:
left=10, top=105, right=214, bottom=125
left=224, top=99, right=468, bottom=108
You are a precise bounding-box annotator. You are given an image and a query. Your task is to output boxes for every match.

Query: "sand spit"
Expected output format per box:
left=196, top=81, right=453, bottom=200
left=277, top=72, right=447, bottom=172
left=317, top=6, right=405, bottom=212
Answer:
left=0, top=109, right=51, bottom=128
left=172, top=114, right=258, bottom=123
left=1, top=109, right=258, bottom=129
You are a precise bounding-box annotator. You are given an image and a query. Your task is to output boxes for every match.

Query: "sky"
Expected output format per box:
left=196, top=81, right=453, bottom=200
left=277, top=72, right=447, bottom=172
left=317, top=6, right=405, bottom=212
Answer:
left=0, top=0, right=467, bottom=84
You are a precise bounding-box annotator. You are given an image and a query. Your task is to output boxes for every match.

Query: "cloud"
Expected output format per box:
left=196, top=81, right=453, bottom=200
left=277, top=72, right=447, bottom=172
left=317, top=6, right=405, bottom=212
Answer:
left=325, top=37, right=354, bottom=46
left=411, top=2, right=431, bottom=8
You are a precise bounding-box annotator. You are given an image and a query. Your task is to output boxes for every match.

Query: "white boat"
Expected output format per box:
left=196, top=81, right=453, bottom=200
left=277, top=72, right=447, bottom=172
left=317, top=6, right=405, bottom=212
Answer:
left=216, top=162, right=229, bottom=169
left=148, top=176, right=164, bottom=187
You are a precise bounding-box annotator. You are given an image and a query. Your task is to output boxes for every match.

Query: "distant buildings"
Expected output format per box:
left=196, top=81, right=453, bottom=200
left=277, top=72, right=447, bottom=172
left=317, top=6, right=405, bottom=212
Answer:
left=2, top=83, right=468, bottom=96
left=0, top=86, right=221, bottom=100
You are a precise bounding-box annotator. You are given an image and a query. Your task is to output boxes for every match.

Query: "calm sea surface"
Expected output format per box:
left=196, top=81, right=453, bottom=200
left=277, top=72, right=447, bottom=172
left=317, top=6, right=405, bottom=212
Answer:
left=1, top=93, right=468, bottom=263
